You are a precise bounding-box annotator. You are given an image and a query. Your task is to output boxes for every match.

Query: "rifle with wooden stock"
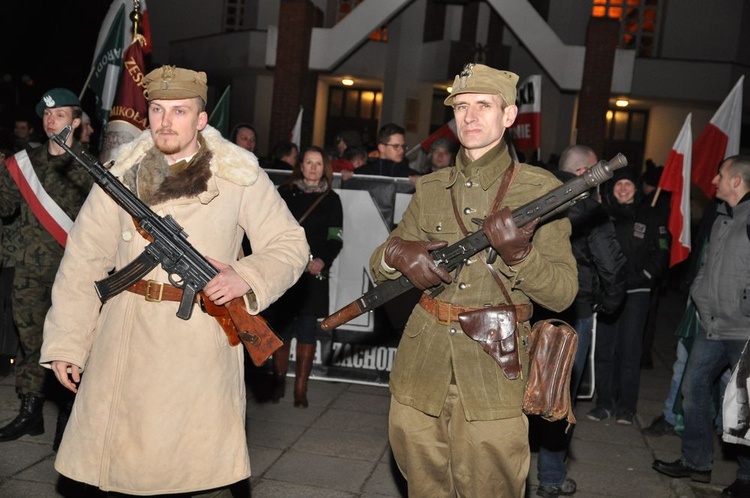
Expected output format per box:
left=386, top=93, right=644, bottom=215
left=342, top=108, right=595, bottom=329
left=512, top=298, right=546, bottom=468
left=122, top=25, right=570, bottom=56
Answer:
left=50, top=125, right=282, bottom=366
left=321, top=153, right=628, bottom=331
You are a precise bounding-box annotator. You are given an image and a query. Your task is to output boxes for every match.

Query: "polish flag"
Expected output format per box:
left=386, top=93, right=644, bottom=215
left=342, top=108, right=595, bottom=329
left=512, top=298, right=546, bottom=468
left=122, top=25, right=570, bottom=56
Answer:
left=691, top=75, right=744, bottom=198
left=658, top=114, right=692, bottom=267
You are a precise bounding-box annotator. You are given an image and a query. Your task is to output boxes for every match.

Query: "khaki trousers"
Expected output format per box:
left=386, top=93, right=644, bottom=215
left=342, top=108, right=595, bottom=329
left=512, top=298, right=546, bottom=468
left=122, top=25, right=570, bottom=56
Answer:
left=389, top=385, right=529, bottom=498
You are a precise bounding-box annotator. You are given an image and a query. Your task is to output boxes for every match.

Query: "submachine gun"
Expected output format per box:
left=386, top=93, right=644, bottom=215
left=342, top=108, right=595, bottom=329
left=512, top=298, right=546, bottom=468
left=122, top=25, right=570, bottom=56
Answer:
left=50, top=125, right=282, bottom=366
left=321, top=153, right=628, bottom=331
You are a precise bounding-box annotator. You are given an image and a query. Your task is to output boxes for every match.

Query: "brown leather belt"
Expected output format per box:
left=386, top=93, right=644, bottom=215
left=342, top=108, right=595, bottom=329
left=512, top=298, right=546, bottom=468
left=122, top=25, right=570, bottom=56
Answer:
left=126, top=279, right=198, bottom=303
left=419, top=294, right=533, bottom=325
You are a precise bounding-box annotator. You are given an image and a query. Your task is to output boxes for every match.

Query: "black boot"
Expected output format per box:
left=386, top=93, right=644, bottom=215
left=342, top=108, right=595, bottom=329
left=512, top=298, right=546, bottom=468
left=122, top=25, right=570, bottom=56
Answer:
left=0, top=393, right=45, bottom=442
left=53, top=393, right=75, bottom=452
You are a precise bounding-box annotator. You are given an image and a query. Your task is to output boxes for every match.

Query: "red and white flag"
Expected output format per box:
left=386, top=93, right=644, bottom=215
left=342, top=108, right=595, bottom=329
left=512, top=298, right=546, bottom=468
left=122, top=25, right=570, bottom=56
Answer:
left=658, top=113, right=692, bottom=267
left=691, top=75, right=744, bottom=198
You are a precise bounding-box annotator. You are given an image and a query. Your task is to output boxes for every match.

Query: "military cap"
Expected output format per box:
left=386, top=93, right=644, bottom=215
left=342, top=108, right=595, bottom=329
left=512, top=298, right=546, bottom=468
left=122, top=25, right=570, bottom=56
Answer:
left=142, top=65, right=208, bottom=102
left=444, top=63, right=519, bottom=107
left=36, top=88, right=81, bottom=118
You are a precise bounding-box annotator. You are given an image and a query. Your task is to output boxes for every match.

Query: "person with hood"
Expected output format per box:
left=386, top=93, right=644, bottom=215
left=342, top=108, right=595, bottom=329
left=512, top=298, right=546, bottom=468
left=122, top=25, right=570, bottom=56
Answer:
left=587, top=166, right=669, bottom=425
left=40, top=66, right=309, bottom=496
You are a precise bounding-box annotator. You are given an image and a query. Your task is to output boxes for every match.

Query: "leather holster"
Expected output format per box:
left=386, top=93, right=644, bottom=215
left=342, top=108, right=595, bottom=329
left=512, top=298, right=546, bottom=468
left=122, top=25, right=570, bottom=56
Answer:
left=458, top=305, right=520, bottom=379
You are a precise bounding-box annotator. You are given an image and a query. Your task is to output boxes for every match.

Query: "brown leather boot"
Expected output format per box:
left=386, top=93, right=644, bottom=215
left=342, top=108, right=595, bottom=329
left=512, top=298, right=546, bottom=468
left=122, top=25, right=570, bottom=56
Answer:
left=294, top=343, right=316, bottom=408
left=271, top=342, right=291, bottom=403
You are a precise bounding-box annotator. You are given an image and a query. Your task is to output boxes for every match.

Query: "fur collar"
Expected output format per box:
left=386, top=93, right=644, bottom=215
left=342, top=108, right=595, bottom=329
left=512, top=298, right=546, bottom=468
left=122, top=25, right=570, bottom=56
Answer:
left=109, top=125, right=260, bottom=187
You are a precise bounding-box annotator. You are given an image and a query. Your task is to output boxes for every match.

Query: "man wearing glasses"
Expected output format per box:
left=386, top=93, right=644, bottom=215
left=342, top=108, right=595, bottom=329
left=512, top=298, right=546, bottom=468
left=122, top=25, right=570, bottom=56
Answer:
left=357, top=123, right=415, bottom=178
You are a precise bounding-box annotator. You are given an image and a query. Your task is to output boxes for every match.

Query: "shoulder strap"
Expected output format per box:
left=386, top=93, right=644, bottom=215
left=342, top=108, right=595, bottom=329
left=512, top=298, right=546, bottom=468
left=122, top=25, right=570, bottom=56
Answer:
left=450, top=162, right=518, bottom=304
left=297, top=190, right=329, bottom=225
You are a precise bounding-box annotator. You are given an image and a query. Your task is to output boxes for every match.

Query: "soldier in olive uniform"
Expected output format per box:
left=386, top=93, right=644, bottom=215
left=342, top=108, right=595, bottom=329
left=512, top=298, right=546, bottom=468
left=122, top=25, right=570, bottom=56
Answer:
left=369, top=63, right=578, bottom=497
left=0, top=88, right=92, bottom=447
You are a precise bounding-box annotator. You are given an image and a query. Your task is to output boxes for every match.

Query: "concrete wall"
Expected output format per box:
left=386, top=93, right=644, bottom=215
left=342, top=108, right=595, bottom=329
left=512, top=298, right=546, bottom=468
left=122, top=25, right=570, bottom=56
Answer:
left=643, top=106, right=715, bottom=167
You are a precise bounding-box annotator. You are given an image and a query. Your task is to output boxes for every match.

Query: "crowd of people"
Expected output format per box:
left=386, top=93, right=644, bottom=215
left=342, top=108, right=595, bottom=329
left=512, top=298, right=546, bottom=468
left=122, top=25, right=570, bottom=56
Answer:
left=0, top=59, right=747, bottom=498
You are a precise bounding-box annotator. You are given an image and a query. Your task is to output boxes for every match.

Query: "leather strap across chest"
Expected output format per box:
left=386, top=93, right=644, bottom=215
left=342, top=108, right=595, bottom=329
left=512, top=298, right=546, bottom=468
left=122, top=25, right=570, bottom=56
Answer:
left=450, top=162, right=518, bottom=304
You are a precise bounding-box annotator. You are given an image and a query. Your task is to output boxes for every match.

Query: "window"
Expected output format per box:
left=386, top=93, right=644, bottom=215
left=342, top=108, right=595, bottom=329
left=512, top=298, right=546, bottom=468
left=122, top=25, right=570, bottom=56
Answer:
left=604, top=108, right=648, bottom=175
left=328, top=87, right=382, bottom=119
left=592, top=0, right=660, bottom=57
left=224, top=0, right=245, bottom=32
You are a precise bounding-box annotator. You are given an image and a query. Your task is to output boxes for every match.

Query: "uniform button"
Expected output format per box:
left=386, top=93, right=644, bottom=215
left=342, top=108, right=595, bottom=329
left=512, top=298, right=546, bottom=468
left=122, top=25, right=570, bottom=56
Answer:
left=122, top=231, right=133, bottom=241
left=436, top=225, right=442, bottom=231
left=459, top=282, right=467, bottom=290
left=465, top=180, right=473, bottom=187
left=449, top=328, right=457, bottom=335
left=463, top=207, right=474, bottom=215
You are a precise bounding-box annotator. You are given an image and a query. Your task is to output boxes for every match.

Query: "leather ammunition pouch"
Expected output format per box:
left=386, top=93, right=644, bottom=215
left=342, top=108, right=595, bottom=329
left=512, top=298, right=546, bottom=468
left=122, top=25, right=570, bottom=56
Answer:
left=523, top=319, right=578, bottom=425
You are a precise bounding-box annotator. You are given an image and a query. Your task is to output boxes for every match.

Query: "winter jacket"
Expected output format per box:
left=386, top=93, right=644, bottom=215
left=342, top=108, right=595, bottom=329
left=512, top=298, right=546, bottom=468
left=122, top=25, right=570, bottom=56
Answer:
left=40, top=126, right=308, bottom=494
left=557, top=171, right=626, bottom=317
left=691, top=195, right=750, bottom=340
left=604, top=192, right=669, bottom=294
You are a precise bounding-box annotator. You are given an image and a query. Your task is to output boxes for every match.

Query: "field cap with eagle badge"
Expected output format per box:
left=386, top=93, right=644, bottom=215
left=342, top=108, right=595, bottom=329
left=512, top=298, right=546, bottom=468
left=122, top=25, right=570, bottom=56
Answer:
left=444, top=63, right=519, bottom=107
left=36, top=88, right=81, bottom=118
left=142, top=65, right=208, bottom=103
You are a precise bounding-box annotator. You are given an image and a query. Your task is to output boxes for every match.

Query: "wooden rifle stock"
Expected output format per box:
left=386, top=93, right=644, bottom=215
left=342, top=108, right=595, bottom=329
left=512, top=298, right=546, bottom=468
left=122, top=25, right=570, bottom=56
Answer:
left=201, top=295, right=283, bottom=366
left=321, top=154, right=628, bottom=331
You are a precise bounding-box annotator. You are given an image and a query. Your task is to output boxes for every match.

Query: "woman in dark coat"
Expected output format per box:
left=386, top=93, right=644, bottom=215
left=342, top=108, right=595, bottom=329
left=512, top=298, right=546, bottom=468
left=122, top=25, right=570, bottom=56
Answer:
left=268, top=145, right=343, bottom=407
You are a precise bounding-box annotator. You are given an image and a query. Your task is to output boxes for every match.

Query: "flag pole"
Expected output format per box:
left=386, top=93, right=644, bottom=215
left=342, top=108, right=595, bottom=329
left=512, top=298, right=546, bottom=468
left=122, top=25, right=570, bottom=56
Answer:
left=651, top=187, right=661, bottom=207
left=79, top=66, right=95, bottom=101
left=132, top=0, right=141, bottom=37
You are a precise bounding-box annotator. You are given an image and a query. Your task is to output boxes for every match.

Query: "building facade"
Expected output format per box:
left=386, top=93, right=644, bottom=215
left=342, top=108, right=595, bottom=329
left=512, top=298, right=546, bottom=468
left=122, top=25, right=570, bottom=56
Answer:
left=147, top=0, right=749, bottom=171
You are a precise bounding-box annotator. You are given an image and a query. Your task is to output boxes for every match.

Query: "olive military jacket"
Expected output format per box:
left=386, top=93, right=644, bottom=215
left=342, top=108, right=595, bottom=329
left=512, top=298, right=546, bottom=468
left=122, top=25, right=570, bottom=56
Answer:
left=370, top=141, right=577, bottom=421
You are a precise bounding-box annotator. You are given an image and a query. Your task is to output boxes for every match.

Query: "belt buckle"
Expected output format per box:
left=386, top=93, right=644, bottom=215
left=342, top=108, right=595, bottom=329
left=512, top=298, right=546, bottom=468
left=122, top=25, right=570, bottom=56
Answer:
left=144, top=280, right=164, bottom=302
left=436, top=300, right=452, bottom=326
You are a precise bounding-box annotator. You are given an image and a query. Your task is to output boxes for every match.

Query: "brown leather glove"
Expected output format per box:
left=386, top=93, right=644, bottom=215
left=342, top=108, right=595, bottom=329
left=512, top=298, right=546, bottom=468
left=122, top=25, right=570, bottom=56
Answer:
left=383, top=237, right=452, bottom=290
left=482, top=207, right=539, bottom=266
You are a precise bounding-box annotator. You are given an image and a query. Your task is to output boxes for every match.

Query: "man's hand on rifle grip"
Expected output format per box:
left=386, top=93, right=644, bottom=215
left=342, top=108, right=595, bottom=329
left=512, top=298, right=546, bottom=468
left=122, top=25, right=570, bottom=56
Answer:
left=482, top=207, right=539, bottom=267
left=384, top=237, right=453, bottom=290
left=204, top=257, right=252, bottom=305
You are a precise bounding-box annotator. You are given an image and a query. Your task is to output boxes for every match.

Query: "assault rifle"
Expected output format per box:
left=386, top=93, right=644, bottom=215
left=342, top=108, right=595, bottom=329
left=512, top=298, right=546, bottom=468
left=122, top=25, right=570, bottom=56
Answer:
left=50, top=125, right=282, bottom=366
left=321, top=153, right=627, bottom=331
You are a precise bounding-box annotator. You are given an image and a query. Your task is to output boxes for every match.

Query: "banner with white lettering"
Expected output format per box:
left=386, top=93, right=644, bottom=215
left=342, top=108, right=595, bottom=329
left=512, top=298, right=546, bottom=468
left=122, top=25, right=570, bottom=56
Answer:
left=258, top=171, right=415, bottom=386
left=510, top=74, right=542, bottom=151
